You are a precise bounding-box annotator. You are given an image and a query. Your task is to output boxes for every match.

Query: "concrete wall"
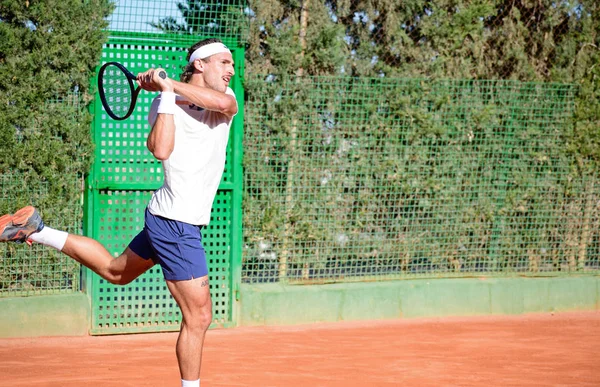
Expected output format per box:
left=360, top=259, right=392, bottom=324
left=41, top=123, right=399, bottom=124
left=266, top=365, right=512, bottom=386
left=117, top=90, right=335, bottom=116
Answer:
left=1, top=276, right=598, bottom=337
left=0, top=293, right=89, bottom=337
left=239, top=276, right=600, bottom=326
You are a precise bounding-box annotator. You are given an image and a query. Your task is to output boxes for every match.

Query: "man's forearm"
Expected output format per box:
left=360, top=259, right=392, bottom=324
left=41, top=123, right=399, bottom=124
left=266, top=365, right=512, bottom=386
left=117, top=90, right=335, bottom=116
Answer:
left=172, top=80, right=237, bottom=117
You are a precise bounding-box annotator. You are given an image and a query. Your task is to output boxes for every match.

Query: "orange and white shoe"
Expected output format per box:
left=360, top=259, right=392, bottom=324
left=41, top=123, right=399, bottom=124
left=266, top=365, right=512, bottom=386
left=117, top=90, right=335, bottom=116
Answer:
left=0, top=206, right=45, bottom=243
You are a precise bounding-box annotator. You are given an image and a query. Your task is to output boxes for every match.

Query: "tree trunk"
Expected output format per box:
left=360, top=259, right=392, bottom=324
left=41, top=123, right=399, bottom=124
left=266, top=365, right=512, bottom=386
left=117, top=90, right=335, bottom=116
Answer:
left=279, top=0, right=309, bottom=282
left=578, top=174, right=595, bottom=270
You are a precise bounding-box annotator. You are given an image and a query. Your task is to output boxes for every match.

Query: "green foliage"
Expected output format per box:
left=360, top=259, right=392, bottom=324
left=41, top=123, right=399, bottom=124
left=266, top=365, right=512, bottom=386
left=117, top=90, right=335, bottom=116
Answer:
left=136, top=0, right=600, bottom=282
left=244, top=0, right=600, bottom=167
left=0, top=0, right=112, bottom=293
left=246, top=0, right=346, bottom=75
left=244, top=77, right=582, bottom=282
left=242, top=0, right=600, bottom=282
left=246, top=0, right=597, bottom=81
left=565, top=6, right=600, bottom=168
left=0, top=0, right=112, bottom=218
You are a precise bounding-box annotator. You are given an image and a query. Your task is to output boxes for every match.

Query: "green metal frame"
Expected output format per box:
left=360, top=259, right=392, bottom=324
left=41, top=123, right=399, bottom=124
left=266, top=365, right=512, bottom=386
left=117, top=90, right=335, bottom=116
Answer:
left=85, top=37, right=244, bottom=335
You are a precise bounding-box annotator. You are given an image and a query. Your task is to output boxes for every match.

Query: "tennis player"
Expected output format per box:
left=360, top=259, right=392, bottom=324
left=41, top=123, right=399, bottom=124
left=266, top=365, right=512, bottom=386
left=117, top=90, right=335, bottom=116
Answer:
left=0, top=38, right=237, bottom=387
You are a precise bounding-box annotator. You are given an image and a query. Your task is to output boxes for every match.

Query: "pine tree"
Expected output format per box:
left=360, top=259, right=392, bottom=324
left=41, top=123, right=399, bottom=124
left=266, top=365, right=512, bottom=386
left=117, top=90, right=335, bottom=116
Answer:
left=0, top=0, right=113, bottom=222
left=245, top=0, right=598, bottom=81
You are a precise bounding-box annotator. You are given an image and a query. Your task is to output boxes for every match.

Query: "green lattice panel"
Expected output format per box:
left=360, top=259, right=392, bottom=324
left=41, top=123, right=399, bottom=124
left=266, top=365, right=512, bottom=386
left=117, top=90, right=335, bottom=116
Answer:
left=90, top=190, right=232, bottom=334
left=93, top=40, right=234, bottom=190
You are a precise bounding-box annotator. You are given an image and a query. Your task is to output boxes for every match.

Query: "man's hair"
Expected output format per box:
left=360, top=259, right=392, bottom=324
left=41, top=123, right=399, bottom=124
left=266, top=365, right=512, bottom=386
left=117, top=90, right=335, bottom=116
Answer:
left=180, top=38, right=224, bottom=83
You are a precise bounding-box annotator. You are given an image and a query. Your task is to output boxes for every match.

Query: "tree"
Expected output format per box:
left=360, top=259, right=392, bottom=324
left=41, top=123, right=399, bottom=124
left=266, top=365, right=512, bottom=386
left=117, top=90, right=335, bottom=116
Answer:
left=147, top=0, right=600, bottom=280
left=244, top=0, right=597, bottom=81
left=242, top=0, right=600, bottom=281
left=0, top=0, right=112, bottom=230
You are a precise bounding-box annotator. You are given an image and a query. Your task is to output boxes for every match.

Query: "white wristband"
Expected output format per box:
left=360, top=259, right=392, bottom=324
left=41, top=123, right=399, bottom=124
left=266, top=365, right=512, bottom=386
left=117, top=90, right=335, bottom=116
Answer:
left=157, top=91, right=176, bottom=114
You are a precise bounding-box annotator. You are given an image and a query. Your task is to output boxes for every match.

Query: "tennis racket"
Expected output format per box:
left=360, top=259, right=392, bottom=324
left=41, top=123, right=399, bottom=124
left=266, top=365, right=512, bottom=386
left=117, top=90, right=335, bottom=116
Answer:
left=98, top=62, right=167, bottom=121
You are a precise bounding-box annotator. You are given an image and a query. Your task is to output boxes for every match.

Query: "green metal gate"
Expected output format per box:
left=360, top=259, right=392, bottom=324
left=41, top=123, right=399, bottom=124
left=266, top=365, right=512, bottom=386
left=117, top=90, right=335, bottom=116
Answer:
left=85, top=36, right=244, bottom=334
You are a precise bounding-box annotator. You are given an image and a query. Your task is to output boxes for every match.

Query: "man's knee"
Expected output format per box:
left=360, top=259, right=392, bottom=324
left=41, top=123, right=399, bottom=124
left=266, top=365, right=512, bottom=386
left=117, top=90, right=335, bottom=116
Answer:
left=185, top=304, right=212, bottom=331
left=197, top=303, right=213, bottom=330
left=104, top=251, right=152, bottom=285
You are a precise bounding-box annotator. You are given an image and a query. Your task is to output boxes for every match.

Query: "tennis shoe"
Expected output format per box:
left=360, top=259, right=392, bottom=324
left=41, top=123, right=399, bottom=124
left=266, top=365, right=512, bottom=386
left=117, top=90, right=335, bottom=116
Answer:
left=0, top=206, right=45, bottom=243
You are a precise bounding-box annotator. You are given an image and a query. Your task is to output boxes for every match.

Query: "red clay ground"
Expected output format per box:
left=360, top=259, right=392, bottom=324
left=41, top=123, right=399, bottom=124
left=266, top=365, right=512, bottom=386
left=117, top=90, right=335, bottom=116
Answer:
left=0, top=312, right=599, bottom=386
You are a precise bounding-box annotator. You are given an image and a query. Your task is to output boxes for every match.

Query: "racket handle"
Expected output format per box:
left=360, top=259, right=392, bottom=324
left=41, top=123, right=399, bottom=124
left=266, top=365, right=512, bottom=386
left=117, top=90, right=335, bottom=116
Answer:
left=158, top=70, right=167, bottom=79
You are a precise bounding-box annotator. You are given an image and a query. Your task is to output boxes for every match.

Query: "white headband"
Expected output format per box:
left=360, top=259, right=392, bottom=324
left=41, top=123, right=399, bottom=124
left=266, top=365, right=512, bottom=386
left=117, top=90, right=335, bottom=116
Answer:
left=188, top=43, right=231, bottom=63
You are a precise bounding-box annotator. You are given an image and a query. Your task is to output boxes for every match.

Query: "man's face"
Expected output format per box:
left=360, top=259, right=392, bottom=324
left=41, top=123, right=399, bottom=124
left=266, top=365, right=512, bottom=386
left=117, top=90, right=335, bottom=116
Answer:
left=202, top=52, right=235, bottom=92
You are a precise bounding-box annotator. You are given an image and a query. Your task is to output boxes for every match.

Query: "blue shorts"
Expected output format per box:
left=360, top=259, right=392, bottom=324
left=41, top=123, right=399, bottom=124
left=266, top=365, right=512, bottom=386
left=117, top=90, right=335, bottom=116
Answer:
left=128, top=208, right=208, bottom=281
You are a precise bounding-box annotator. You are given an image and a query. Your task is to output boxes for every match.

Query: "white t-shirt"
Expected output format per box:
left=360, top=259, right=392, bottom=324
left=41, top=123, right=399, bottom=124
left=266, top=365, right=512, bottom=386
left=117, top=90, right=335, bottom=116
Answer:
left=146, top=87, right=236, bottom=225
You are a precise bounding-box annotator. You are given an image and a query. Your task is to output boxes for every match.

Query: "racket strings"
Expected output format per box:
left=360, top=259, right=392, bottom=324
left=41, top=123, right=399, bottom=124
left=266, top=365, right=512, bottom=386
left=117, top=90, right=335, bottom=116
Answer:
left=101, top=64, right=135, bottom=119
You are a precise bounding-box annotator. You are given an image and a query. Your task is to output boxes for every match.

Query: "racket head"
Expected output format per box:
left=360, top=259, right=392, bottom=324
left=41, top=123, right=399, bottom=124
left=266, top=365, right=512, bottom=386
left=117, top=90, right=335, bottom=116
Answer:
left=98, top=62, right=139, bottom=121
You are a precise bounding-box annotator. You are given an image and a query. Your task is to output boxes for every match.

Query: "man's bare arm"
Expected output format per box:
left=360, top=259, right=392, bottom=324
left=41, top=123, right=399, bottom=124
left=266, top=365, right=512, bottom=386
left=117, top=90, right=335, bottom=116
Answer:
left=137, top=69, right=177, bottom=160
left=172, top=80, right=238, bottom=118
left=147, top=113, right=175, bottom=160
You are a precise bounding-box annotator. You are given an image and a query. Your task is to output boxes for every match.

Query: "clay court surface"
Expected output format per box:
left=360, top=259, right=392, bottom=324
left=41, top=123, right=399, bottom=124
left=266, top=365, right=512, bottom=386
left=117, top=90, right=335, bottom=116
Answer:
left=0, top=312, right=598, bottom=386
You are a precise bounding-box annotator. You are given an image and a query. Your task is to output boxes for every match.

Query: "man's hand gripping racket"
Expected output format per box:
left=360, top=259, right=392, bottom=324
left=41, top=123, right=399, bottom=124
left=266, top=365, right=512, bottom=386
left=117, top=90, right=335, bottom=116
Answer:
left=98, top=62, right=168, bottom=121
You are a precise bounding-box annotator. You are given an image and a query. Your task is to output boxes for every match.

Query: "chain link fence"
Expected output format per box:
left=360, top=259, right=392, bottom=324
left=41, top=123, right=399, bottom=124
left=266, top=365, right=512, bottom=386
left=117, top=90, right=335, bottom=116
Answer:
left=241, top=0, right=600, bottom=283
left=2, top=1, right=598, bottom=291
left=0, top=88, right=88, bottom=296
left=242, top=77, right=596, bottom=283
left=0, top=173, right=82, bottom=296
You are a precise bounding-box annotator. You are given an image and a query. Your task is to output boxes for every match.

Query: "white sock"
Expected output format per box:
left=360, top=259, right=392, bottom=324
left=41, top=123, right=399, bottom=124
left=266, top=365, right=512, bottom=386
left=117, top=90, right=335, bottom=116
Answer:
left=181, top=380, right=200, bottom=387
left=29, top=226, right=69, bottom=251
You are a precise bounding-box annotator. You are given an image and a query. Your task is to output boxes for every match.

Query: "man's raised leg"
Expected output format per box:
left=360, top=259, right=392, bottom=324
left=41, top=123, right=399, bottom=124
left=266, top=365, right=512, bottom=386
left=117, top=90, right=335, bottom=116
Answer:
left=0, top=206, right=154, bottom=285
left=63, top=235, right=155, bottom=285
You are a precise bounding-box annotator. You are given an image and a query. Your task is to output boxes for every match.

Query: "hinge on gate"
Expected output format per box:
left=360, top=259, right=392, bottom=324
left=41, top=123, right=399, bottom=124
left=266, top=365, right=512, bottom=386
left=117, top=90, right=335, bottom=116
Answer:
left=235, top=289, right=240, bottom=301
